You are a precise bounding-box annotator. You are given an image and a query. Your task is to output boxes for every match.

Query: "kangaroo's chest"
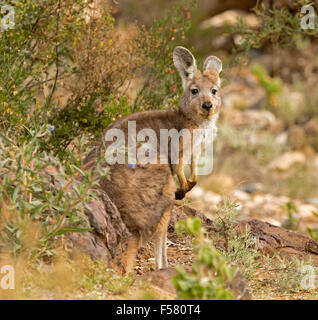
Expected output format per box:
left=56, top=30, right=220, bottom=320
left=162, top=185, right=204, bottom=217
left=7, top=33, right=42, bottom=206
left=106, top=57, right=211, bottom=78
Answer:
left=183, top=119, right=218, bottom=159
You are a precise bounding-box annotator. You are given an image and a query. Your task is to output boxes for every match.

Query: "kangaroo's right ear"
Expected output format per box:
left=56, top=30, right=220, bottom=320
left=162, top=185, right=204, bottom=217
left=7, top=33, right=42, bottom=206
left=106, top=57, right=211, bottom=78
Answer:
left=173, top=46, right=197, bottom=90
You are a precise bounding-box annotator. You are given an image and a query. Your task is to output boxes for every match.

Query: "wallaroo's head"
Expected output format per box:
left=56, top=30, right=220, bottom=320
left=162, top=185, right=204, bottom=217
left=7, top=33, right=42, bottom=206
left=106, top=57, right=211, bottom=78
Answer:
left=173, top=46, right=222, bottom=122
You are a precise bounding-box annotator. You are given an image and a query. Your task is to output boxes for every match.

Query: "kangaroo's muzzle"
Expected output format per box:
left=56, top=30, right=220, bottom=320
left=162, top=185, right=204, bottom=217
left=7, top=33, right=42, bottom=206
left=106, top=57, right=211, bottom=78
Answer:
left=202, top=102, right=213, bottom=111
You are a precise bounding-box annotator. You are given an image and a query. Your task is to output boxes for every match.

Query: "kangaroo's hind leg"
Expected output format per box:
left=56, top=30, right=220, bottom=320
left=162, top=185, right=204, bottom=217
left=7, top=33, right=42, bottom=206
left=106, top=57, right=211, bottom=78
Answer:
left=154, top=207, right=172, bottom=269
left=121, top=231, right=140, bottom=274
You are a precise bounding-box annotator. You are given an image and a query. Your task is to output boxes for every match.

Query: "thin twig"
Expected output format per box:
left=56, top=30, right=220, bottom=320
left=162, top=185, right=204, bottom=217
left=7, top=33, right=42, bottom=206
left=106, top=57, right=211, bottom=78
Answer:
left=45, top=0, right=61, bottom=108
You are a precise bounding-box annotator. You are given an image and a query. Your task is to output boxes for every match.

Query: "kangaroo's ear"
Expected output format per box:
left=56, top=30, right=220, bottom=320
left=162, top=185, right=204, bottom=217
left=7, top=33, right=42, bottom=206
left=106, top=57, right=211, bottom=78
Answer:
left=173, top=46, right=197, bottom=90
left=203, top=56, right=222, bottom=74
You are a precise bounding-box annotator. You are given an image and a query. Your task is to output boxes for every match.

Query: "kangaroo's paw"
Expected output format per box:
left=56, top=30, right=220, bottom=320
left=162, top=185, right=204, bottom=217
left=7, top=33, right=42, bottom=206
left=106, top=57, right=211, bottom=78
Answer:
left=175, top=181, right=197, bottom=200
left=187, top=180, right=197, bottom=191
left=175, top=188, right=186, bottom=200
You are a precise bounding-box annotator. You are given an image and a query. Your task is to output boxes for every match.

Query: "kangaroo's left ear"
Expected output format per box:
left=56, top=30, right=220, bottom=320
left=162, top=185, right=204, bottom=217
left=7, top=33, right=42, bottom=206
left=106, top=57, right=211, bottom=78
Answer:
left=203, top=56, right=222, bottom=74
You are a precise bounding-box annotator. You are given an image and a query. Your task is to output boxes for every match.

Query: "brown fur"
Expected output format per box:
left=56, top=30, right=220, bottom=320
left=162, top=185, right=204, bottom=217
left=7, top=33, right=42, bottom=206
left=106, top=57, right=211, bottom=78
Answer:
left=84, top=47, right=222, bottom=273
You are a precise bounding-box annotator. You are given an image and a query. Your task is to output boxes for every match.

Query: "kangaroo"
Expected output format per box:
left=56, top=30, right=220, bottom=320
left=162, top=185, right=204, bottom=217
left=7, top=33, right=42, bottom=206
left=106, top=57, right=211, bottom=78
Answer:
left=84, top=46, right=222, bottom=273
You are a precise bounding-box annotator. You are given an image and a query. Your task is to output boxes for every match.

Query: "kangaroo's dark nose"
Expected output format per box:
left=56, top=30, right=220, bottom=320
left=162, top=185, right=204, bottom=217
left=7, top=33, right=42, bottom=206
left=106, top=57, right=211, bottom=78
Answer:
left=202, top=102, right=213, bottom=111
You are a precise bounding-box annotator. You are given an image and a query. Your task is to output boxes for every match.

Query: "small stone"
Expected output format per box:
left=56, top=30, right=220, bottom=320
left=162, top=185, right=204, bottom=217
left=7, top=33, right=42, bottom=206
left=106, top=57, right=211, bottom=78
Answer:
left=288, top=125, right=307, bottom=149
left=188, top=186, right=204, bottom=199
left=253, top=195, right=265, bottom=205
left=232, top=189, right=250, bottom=201
left=297, top=204, right=318, bottom=218
left=304, top=119, right=318, bottom=135
left=204, top=191, right=222, bottom=205
left=200, top=173, right=235, bottom=194
left=200, top=10, right=260, bottom=29
left=308, top=198, right=318, bottom=206
left=268, top=151, right=306, bottom=171
left=241, top=184, right=261, bottom=194
left=275, top=132, right=288, bottom=145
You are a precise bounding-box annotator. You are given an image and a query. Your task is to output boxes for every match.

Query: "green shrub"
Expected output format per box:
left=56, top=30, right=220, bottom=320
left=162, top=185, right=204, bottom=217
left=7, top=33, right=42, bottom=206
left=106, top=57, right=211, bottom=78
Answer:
left=81, top=260, right=133, bottom=295
left=252, top=63, right=282, bottom=105
left=281, top=201, right=300, bottom=231
left=0, top=125, right=102, bottom=260
left=231, top=1, right=318, bottom=54
left=0, top=0, right=197, bottom=157
left=173, top=217, right=237, bottom=300
left=307, top=212, right=318, bottom=242
left=212, top=199, right=261, bottom=280
left=269, top=255, right=314, bottom=293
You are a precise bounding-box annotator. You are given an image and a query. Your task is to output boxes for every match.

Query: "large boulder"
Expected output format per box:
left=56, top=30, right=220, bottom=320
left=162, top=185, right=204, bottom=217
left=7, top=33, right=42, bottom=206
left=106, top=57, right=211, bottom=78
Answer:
left=237, top=219, right=318, bottom=266
left=67, top=190, right=130, bottom=266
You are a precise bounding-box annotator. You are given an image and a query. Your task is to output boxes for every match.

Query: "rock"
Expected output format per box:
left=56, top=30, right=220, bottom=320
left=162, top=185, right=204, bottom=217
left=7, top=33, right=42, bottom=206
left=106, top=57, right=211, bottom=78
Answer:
left=204, top=191, right=222, bottom=205
left=302, top=145, right=316, bottom=158
left=171, top=205, right=318, bottom=267
left=275, top=132, right=288, bottom=145
left=304, top=119, right=318, bottom=136
left=297, top=204, right=318, bottom=218
left=262, top=217, right=281, bottom=227
left=67, top=190, right=130, bottom=266
left=237, top=219, right=318, bottom=266
left=224, top=108, right=280, bottom=131
left=200, top=173, right=235, bottom=194
left=67, top=231, right=111, bottom=262
left=308, top=198, right=318, bottom=207
left=244, top=110, right=280, bottom=131
left=85, top=191, right=130, bottom=258
left=253, top=194, right=265, bottom=205
left=288, top=125, right=307, bottom=150
left=141, top=267, right=251, bottom=300
left=141, top=268, right=177, bottom=299
left=240, top=184, right=262, bottom=194
left=228, top=272, right=252, bottom=300
left=188, top=185, right=204, bottom=200
left=170, top=205, right=216, bottom=233
left=263, top=193, right=289, bottom=206
left=200, top=10, right=260, bottom=29
left=221, top=83, right=265, bottom=110
left=232, top=189, right=250, bottom=201
left=268, top=151, right=306, bottom=171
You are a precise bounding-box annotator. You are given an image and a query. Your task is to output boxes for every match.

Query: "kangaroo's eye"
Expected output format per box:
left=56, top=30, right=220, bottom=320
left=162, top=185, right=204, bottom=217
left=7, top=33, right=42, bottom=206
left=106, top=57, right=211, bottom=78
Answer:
left=191, top=88, right=199, bottom=95
left=211, top=88, right=217, bottom=95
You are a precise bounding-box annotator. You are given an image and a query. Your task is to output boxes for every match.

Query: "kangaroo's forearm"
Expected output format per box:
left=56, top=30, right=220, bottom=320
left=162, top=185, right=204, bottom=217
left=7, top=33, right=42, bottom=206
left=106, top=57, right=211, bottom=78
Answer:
left=190, top=152, right=199, bottom=184
left=176, top=151, right=188, bottom=191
